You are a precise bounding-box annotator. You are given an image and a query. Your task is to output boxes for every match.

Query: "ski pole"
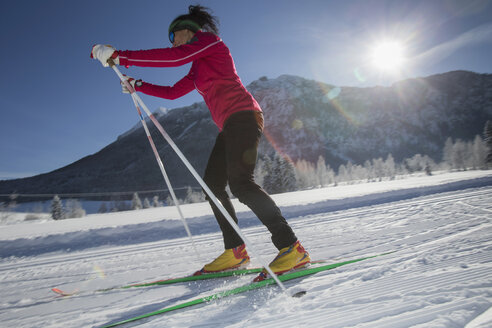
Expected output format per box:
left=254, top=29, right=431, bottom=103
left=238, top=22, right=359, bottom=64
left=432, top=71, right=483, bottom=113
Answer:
left=114, top=62, right=201, bottom=263
left=107, top=59, right=288, bottom=294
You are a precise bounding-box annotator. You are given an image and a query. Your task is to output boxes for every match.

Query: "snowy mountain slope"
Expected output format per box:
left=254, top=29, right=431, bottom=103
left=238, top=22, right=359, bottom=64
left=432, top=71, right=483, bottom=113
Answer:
left=249, top=71, right=492, bottom=163
left=0, top=171, right=491, bottom=327
left=1, top=71, right=490, bottom=199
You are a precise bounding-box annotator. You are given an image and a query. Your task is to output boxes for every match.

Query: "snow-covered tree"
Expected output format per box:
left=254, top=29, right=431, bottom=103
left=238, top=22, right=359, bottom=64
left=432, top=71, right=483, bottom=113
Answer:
left=315, top=156, right=329, bottom=186
left=66, top=199, right=86, bottom=218
left=345, top=162, right=355, bottom=183
left=337, top=164, right=349, bottom=183
left=350, top=163, right=367, bottom=182
left=184, top=187, right=205, bottom=204
left=166, top=195, right=177, bottom=206
left=152, top=195, right=162, bottom=207
left=472, top=135, right=487, bottom=169
left=295, top=159, right=316, bottom=189
left=143, top=198, right=151, bottom=209
left=295, top=156, right=335, bottom=189
left=364, top=160, right=375, bottom=182
left=405, top=154, right=435, bottom=174
left=442, top=137, right=454, bottom=170
left=372, top=158, right=385, bottom=181
left=452, top=139, right=468, bottom=170
left=263, top=153, right=296, bottom=194
left=442, top=135, right=487, bottom=171
left=319, top=158, right=335, bottom=185
left=132, top=192, right=142, bottom=210
left=0, top=194, right=18, bottom=221
left=484, top=121, right=492, bottom=166
left=384, top=154, right=396, bottom=179
left=51, top=195, right=65, bottom=220
left=254, top=157, right=267, bottom=188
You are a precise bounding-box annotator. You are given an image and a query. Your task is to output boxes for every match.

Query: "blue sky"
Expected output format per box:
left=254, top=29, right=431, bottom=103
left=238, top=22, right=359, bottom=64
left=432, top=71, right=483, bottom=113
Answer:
left=1, top=0, right=491, bottom=180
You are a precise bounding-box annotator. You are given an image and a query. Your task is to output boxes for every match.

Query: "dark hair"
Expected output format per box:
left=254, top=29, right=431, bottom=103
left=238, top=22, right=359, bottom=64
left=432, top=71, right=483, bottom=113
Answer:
left=171, top=5, right=219, bottom=35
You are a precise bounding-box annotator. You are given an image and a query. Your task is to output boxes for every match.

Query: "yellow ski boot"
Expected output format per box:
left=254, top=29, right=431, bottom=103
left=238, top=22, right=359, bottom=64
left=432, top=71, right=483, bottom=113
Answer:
left=194, top=244, right=250, bottom=275
left=253, top=240, right=310, bottom=282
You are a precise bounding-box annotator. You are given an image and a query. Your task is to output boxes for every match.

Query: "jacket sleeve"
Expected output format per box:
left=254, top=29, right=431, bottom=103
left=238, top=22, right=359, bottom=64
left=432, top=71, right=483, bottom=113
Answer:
left=136, top=72, right=195, bottom=100
left=119, top=33, right=222, bottom=68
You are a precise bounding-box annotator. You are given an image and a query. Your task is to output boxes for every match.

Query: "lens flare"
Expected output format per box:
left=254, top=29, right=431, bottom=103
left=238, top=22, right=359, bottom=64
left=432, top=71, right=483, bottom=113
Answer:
left=291, top=119, right=304, bottom=130
left=327, top=87, right=341, bottom=100
left=92, top=265, right=106, bottom=279
left=353, top=67, right=367, bottom=82
left=316, top=81, right=359, bottom=126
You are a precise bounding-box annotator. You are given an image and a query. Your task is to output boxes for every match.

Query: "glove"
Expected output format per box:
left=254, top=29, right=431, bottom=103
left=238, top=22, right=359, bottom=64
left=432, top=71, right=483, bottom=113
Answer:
left=121, top=75, right=142, bottom=94
left=90, top=44, right=119, bottom=67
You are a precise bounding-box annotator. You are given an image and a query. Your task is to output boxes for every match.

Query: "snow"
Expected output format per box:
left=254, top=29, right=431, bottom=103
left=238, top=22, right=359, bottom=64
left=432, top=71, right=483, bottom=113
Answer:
left=0, top=170, right=491, bottom=327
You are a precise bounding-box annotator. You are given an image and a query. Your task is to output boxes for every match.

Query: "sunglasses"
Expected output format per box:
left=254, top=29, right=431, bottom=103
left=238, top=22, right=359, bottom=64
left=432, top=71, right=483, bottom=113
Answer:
left=168, top=19, right=201, bottom=44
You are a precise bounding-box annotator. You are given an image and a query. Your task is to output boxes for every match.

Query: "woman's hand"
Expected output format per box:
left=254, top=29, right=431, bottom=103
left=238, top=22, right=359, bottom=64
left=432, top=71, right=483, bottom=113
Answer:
left=121, top=75, right=142, bottom=94
left=91, top=44, right=119, bottom=67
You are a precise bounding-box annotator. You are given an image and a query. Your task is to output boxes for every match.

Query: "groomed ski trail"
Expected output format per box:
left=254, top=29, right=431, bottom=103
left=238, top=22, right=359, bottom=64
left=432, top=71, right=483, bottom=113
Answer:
left=0, top=183, right=490, bottom=327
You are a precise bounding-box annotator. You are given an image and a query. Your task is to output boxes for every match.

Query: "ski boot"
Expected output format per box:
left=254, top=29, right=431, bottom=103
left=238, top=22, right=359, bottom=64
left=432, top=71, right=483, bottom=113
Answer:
left=253, top=240, right=310, bottom=282
left=194, top=244, right=250, bottom=275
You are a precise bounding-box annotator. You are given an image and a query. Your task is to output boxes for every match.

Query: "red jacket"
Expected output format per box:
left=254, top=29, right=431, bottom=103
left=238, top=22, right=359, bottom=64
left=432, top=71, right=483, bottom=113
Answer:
left=118, top=31, right=262, bottom=130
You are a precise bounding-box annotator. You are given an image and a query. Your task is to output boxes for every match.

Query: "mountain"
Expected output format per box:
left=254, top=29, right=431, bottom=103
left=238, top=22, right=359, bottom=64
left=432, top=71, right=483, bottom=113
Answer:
left=251, top=71, right=491, bottom=164
left=1, top=70, right=491, bottom=201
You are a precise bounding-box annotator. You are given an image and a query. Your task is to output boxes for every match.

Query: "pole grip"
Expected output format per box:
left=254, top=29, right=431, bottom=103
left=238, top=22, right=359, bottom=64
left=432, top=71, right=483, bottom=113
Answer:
left=107, top=58, right=115, bottom=67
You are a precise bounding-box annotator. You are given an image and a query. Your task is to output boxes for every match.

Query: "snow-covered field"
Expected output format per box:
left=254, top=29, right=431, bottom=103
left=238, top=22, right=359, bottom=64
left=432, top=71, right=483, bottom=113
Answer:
left=0, top=170, right=491, bottom=327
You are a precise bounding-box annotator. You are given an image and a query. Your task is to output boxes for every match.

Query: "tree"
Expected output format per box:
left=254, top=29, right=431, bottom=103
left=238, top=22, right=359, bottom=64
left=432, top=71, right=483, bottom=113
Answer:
left=143, top=198, right=151, bottom=208
left=316, top=156, right=335, bottom=186
left=406, top=154, right=423, bottom=173
left=166, top=195, right=177, bottom=206
left=263, top=153, right=296, bottom=194
left=295, top=159, right=316, bottom=189
left=184, top=187, right=205, bottom=204
left=372, top=158, right=385, bottom=181
left=384, top=154, right=396, bottom=179
left=405, top=154, right=435, bottom=174
left=452, top=139, right=467, bottom=170
left=472, top=135, right=487, bottom=169
left=0, top=193, right=18, bottom=221
left=66, top=199, right=86, bottom=218
left=442, top=137, right=454, bottom=170
left=98, top=202, right=108, bottom=213
left=51, top=195, right=65, bottom=220
left=484, top=121, right=492, bottom=166
left=152, top=195, right=162, bottom=207
left=337, top=164, right=348, bottom=183
left=442, top=136, right=487, bottom=171
left=254, top=157, right=267, bottom=188
left=350, top=163, right=367, bottom=182
left=345, top=162, right=355, bottom=183
left=364, top=160, right=374, bottom=181
left=132, top=192, right=142, bottom=210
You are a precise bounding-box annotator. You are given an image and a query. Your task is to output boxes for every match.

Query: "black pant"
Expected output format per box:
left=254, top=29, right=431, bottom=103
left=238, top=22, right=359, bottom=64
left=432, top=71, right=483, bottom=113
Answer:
left=203, top=110, right=297, bottom=250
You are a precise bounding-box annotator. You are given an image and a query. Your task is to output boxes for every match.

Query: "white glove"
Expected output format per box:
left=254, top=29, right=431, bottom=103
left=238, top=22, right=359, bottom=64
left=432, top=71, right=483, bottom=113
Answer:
left=91, top=44, right=119, bottom=67
left=121, top=75, right=142, bottom=94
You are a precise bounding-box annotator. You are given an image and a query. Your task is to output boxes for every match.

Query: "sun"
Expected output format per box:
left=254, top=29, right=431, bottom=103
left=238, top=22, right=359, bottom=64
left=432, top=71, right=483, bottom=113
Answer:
left=370, top=40, right=406, bottom=72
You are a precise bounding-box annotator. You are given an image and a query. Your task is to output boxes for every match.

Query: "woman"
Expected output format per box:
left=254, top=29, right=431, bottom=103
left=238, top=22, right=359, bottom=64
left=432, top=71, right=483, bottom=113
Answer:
left=91, top=5, right=310, bottom=280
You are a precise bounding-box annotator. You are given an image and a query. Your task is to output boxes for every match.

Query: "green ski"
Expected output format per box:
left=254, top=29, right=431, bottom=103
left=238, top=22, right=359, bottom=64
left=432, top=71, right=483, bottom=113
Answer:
left=101, top=252, right=392, bottom=328
left=52, top=261, right=326, bottom=296
left=52, top=267, right=264, bottom=297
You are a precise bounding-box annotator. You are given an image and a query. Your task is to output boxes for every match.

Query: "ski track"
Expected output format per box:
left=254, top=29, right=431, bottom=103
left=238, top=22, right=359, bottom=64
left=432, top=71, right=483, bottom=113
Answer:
left=0, top=183, right=490, bottom=327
